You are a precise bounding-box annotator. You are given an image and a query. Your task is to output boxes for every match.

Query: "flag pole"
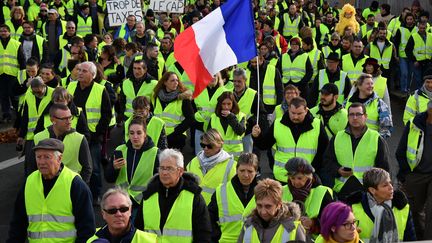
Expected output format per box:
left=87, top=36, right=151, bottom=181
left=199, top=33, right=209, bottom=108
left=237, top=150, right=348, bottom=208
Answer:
left=255, top=55, right=260, bottom=126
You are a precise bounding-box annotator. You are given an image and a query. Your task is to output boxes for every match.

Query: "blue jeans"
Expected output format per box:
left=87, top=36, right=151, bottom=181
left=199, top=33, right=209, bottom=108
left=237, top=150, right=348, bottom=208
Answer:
left=242, top=134, right=253, bottom=153
left=89, top=142, right=102, bottom=200
left=411, top=62, right=423, bottom=90
left=399, top=57, right=413, bottom=92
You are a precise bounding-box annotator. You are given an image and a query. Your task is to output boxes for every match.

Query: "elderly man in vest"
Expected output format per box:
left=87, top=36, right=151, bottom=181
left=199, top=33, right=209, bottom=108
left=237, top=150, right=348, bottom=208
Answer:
left=406, top=21, right=432, bottom=91
left=7, top=138, right=95, bottom=243
left=323, top=102, right=390, bottom=192
left=252, top=96, right=329, bottom=184
left=29, top=103, right=92, bottom=183
left=18, top=77, right=54, bottom=175
left=0, top=23, right=24, bottom=123
left=396, top=100, right=432, bottom=239
left=403, top=69, right=432, bottom=124
left=310, top=52, right=351, bottom=106
left=134, top=148, right=212, bottom=242
left=67, top=61, right=112, bottom=204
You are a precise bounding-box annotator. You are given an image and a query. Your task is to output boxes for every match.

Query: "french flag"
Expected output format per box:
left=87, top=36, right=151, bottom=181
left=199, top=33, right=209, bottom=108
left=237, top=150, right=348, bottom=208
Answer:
left=174, top=0, right=257, bottom=97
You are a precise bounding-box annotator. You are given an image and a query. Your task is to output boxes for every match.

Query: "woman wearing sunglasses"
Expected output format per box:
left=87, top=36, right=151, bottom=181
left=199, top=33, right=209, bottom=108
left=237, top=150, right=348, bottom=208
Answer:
left=316, top=201, right=362, bottom=243
left=105, top=116, right=159, bottom=215
left=207, top=91, right=246, bottom=159
left=88, top=187, right=157, bottom=242
left=349, top=168, right=416, bottom=242
left=186, top=128, right=236, bottom=205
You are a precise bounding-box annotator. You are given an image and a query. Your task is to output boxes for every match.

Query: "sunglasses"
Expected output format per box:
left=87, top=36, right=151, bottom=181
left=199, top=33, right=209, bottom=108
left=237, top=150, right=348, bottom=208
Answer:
left=200, top=143, right=213, bottom=149
left=103, top=206, right=129, bottom=215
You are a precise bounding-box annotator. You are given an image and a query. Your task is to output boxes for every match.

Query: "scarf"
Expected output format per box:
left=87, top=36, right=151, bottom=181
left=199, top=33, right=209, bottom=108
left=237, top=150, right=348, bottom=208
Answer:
left=367, top=193, right=399, bottom=243
left=421, top=84, right=432, bottom=99
left=197, top=149, right=232, bottom=174
left=287, top=178, right=313, bottom=202
left=327, top=230, right=360, bottom=243
left=157, top=89, right=180, bottom=103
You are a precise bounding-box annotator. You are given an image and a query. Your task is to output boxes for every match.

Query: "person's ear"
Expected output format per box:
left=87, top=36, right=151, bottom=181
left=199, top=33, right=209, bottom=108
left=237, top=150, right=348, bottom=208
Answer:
left=368, top=186, right=376, bottom=195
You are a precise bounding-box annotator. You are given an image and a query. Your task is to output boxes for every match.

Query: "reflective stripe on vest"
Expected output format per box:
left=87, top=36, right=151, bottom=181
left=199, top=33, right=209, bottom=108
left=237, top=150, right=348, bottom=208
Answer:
left=143, top=190, right=194, bottom=243
left=282, top=14, right=300, bottom=37
left=115, top=144, right=158, bottom=203
left=0, top=37, right=20, bottom=76
left=406, top=119, right=423, bottom=171
left=76, top=15, right=92, bottom=36
left=341, top=54, right=368, bottom=81
left=122, top=78, right=157, bottom=117
left=369, top=43, right=392, bottom=69
left=194, top=85, right=226, bottom=124
left=186, top=156, right=236, bottom=204
left=153, top=98, right=184, bottom=135
left=25, top=87, right=54, bottom=140
left=403, top=91, right=431, bottom=124
left=216, top=181, right=256, bottom=242
left=398, top=26, right=418, bottom=58
left=210, top=112, right=245, bottom=157
left=273, top=118, right=321, bottom=182
left=262, top=64, right=277, bottom=105
left=6, top=20, right=23, bottom=40
left=237, top=88, right=257, bottom=119
left=282, top=185, right=332, bottom=218
left=67, top=82, right=104, bottom=132
left=318, top=69, right=347, bottom=104
left=333, top=129, right=380, bottom=192
left=34, top=129, right=84, bottom=173
left=352, top=203, right=409, bottom=241
left=281, top=52, right=308, bottom=83
left=412, top=32, right=432, bottom=61
left=25, top=167, right=78, bottom=242
left=243, top=221, right=299, bottom=242
left=308, top=48, right=321, bottom=80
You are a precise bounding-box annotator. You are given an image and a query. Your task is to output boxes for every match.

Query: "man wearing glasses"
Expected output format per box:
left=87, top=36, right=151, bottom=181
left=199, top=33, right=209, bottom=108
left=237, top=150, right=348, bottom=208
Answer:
left=135, top=148, right=212, bottom=242
left=30, top=103, right=92, bottom=184
left=7, top=138, right=95, bottom=243
left=88, top=187, right=157, bottom=242
left=323, top=102, right=390, bottom=193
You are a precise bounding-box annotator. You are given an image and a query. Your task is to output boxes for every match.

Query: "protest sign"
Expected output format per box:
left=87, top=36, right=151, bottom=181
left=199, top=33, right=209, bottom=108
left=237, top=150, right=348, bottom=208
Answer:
left=106, top=0, right=144, bottom=27
left=149, top=0, right=185, bottom=13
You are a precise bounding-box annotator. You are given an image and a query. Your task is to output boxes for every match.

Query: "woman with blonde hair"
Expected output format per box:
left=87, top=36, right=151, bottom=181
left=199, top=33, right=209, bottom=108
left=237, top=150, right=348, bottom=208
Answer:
left=152, top=71, right=194, bottom=149
left=238, top=178, right=307, bottom=242
left=186, top=128, right=236, bottom=205
left=6, top=6, right=25, bottom=40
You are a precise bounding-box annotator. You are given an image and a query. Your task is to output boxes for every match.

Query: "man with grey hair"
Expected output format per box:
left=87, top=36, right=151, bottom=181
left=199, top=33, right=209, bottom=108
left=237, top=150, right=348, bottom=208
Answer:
left=232, top=67, right=267, bottom=153
left=348, top=167, right=416, bottom=242
left=87, top=187, right=157, bottom=242
left=135, top=148, right=212, bottom=242
left=7, top=138, right=95, bottom=242
left=397, top=100, right=432, bottom=239
left=58, top=21, right=78, bottom=50
left=67, top=61, right=112, bottom=204
left=18, top=77, right=54, bottom=175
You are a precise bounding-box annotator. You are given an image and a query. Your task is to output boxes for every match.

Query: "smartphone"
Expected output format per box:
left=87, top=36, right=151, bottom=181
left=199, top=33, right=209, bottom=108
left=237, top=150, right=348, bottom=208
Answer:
left=113, top=150, right=123, bottom=160
left=343, top=167, right=352, bottom=172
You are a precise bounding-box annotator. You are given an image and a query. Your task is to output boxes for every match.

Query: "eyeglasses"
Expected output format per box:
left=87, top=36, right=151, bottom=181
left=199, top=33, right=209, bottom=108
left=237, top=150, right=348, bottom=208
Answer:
left=67, top=27, right=75, bottom=29
left=103, top=206, right=129, bottom=215
left=348, top=112, right=364, bottom=118
left=158, top=166, right=178, bottom=173
left=342, top=219, right=359, bottom=230
left=200, top=143, right=213, bottom=149
left=54, top=115, right=73, bottom=121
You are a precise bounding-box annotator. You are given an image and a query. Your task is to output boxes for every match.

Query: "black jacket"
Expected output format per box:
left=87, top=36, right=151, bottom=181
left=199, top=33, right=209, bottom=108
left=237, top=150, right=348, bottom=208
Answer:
left=253, top=111, right=329, bottom=172
left=134, top=173, right=212, bottom=242
left=7, top=165, right=95, bottom=243
left=19, top=33, right=49, bottom=64
left=91, top=224, right=142, bottom=243
left=208, top=175, right=257, bottom=242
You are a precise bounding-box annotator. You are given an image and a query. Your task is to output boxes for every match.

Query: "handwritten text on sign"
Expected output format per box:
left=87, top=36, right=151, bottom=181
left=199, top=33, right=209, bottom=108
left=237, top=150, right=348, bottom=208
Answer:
left=106, top=0, right=143, bottom=27
left=149, top=0, right=185, bottom=13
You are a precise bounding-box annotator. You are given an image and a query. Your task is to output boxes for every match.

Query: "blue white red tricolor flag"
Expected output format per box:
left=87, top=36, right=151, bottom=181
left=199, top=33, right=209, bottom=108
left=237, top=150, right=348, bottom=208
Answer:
left=174, top=0, right=257, bottom=97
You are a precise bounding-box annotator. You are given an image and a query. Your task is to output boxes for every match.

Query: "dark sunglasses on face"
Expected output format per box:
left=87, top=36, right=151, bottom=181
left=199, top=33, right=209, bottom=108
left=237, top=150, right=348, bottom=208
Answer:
left=200, top=143, right=213, bottom=149
left=103, top=206, right=129, bottom=215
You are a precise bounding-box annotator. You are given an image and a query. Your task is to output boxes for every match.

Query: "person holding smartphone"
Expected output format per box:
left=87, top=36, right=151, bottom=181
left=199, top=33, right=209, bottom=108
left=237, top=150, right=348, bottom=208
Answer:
left=105, top=116, right=159, bottom=215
